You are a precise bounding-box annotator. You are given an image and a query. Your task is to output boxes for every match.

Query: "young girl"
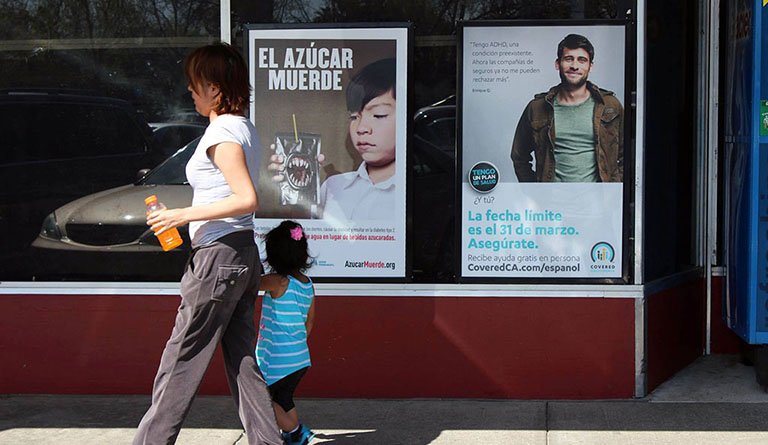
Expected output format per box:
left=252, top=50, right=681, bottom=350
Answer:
left=257, top=220, right=317, bottom=445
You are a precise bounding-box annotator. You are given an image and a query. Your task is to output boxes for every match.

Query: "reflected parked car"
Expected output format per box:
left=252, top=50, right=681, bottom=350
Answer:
left=0, top=89, right=167, bottom=279
left=30, top=138, right=198, bottom=281
left=413, top=95, right=456, bottom=159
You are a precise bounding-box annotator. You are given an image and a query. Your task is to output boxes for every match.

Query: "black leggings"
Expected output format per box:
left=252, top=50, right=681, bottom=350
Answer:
left=268, top=367, right=309, bottom=412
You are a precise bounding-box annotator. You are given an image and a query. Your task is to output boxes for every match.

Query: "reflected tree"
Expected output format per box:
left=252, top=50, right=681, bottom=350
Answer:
left=314, top=0, right=451, bottom=36
left=142, top=0, right=218, bottom=37
left=24, top=0, right=146, bottom=38
left=312, top=0, right=618, bottom=30
left=459, top=0, right=572, bottom=21
left=0, top=0, right=32, bottom=39
left=0, top=1, right=218, bottom=40
left=313, top=0, right=589, bottom=33
left=272, top=0, right=317, bottom=23
left=0, top=1, right=220, bottom=119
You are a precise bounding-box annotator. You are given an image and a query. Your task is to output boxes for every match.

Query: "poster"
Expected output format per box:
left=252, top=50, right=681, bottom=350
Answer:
left=246, top=25, right=408, bottom=278
left=460, top=23, right=626, bottom=279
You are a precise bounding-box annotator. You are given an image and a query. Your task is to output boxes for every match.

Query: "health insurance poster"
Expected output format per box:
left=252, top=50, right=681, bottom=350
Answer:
left=460, top=23, right=626, bottom=279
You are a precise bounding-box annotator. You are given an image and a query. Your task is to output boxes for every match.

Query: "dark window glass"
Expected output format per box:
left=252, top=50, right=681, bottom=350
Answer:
left=86, top=107, right=147, bottom=156
left=1, top=102, right=146, bottom=163
left=643, top=0, right=699, bottom=280
left=0, top=1, right=219, bottom=282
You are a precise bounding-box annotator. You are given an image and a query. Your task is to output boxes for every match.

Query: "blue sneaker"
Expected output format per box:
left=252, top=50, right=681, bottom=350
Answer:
left=298, top=424, right=315, bottom=444
left=285, top=425, right=314, bottom=445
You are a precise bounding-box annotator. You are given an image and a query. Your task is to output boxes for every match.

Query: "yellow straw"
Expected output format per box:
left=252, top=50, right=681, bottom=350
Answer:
left=292, top=114, right=299, bottom=142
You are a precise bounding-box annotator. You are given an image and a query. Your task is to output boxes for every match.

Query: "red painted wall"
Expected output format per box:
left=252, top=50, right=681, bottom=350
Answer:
left=645, top=277, right=706, bottom=392
left=0, top=294, right=636, bottom=398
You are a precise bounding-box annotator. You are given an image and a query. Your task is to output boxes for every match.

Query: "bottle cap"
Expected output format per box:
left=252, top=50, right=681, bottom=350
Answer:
left=144, top=195, right=158, bottom=205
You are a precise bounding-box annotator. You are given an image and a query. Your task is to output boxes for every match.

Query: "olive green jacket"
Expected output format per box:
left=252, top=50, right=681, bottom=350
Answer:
left=510, top=82, right=624, bottom=182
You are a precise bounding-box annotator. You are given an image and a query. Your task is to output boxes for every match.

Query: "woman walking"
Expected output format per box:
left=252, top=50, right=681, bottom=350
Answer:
left=133, top=43, right=282, bottom=445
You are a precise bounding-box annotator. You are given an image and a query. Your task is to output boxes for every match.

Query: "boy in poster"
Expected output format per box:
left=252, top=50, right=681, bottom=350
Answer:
left=269, top=58, right=397, bottom=222
left=318, top=57, right=396, bottom=222
left=510, top=34, right=624, bottom=183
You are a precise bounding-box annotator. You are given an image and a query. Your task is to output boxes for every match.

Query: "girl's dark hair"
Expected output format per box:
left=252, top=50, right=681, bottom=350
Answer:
left=264, top=220, right=313, bottom=275
left=184, top=42, right=251, bottom=115
left=346, top=57, right=396, bottom=113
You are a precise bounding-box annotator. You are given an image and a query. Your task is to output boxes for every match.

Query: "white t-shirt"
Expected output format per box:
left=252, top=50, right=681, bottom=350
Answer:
left=185, top=114, right=261, bottom=246
left=319, top=162, right=395, bottom=223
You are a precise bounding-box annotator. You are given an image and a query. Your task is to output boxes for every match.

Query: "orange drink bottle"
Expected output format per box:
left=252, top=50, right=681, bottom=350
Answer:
left=144, top=195, right=183, bottom=251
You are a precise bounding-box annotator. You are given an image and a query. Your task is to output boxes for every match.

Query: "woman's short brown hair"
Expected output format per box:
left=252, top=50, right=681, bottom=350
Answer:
left=184, top=42, right=251, bottom=115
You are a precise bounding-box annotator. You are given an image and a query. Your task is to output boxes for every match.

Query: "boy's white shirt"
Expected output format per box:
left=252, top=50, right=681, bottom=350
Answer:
left=318, top=161, right=395, bottom=222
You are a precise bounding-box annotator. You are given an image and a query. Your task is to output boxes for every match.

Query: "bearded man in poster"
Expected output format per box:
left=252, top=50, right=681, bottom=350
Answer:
left=510, top=33, right=623, bottom=183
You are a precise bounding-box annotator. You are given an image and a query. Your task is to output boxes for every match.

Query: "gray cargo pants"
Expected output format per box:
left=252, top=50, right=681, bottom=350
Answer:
left=134, top=230, right=282, bottom=445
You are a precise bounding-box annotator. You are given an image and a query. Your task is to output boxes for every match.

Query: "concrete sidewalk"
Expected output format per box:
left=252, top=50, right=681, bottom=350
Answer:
left=2, top=355, right=768, bottom=445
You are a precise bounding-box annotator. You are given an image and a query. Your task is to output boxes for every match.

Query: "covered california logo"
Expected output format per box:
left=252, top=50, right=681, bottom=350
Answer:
left=590, top=241, right=616, bottom=271
left=468, top=162, right=499, bottom=193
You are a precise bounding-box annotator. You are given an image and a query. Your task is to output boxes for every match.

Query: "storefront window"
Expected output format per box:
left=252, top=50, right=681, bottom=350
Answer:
left=1, top=0, right=627, bottom=282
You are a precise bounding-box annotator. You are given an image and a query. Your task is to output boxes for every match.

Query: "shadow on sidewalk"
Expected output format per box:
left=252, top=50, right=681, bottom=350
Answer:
left=3, top=395, right=768, bottom=444
left=0, top=396, right=545, bottom=444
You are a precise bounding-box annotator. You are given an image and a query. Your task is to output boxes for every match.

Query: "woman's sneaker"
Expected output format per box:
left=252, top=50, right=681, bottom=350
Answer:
left=286, top=424, right=315, bottom=445
left=298, top=424, right=316, bottom=444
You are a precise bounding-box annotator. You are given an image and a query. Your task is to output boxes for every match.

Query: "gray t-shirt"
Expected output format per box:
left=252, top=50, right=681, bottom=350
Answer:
left=185, top=114, right=261, bottom=246
left=553, top=96, right=598, bottom=182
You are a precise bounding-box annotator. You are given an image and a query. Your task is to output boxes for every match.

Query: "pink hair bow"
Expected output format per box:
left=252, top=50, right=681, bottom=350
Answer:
left=290, top=226, right=303, bottom=241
